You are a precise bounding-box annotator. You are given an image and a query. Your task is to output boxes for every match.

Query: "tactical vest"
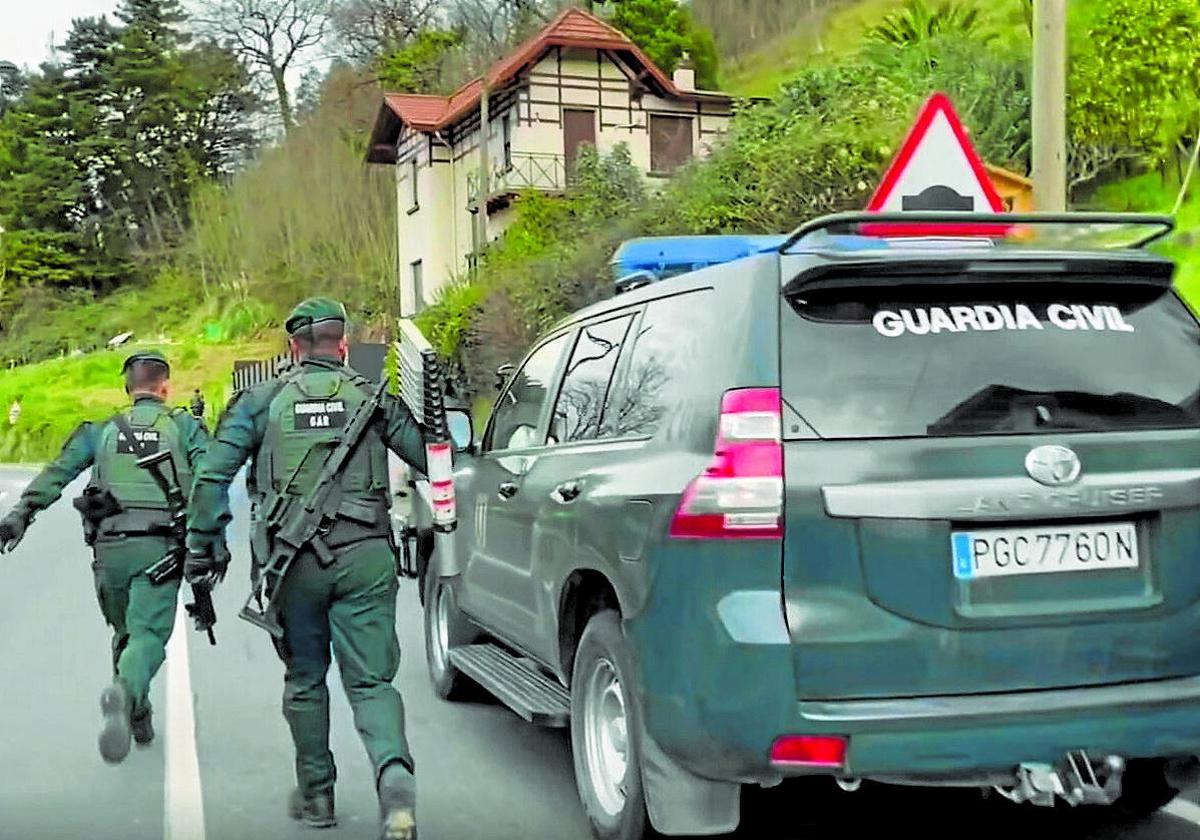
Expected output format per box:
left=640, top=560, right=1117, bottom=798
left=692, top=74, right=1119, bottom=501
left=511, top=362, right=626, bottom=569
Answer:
left=254, top=366, right=390, bottom=548
left=90, top=402, right=191, bottom=538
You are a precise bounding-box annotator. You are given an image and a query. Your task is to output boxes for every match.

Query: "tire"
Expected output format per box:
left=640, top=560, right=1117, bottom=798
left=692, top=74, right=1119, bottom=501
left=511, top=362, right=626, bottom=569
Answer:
left=423, top=567, right=474, bottom=700
left=570, top=610, right=658, bottom=840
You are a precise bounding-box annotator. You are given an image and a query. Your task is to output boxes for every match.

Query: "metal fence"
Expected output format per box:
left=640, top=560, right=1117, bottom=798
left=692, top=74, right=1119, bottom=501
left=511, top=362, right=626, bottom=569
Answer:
left=231, top=343, right=388, bottom=394
left=231, top=353, right=292, bottom=394
left=467, top=151, right=566, bottom=208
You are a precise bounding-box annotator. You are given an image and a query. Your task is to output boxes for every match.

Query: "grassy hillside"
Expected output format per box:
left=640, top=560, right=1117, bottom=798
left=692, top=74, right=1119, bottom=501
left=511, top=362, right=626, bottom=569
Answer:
left=723, top=0, right=1084, bottom=97
left=1088, top=174, right=1200, bottom=304
left=0, top=336, right=279, bottom=463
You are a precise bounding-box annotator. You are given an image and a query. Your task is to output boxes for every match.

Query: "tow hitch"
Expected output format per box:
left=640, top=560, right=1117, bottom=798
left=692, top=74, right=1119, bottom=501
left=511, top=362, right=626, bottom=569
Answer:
left=998, top=751, right=1125, bottom=807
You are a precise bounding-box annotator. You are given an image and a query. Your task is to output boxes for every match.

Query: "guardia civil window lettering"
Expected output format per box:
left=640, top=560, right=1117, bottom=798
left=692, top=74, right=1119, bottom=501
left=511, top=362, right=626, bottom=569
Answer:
left=872, top=304, right=1137, bottom=338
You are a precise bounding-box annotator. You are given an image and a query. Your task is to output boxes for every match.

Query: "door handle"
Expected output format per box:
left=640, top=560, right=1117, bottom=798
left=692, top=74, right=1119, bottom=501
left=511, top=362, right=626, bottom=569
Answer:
left=497, top=481, right=519, bottom=500
left=551, top=481, right=581, bottom=504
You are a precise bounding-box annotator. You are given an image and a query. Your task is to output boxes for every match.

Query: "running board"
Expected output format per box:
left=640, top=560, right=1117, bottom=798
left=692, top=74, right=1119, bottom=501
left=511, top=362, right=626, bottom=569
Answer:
left=449, top=644, right=570, bottom=727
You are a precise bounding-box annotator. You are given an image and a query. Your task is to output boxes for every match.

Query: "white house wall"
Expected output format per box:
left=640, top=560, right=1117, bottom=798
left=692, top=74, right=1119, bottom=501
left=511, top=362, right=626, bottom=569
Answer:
left=391, top=46, right=734, bottom=311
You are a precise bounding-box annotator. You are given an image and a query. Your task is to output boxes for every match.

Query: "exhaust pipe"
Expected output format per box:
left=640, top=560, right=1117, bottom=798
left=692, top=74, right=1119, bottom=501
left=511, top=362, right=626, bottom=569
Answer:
left=1166, top=757, right=1200, bottom=790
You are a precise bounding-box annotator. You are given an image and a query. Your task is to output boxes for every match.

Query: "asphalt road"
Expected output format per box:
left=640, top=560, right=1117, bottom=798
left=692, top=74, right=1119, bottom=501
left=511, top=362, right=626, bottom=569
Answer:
left=1, top=464, right=1199, bottom=840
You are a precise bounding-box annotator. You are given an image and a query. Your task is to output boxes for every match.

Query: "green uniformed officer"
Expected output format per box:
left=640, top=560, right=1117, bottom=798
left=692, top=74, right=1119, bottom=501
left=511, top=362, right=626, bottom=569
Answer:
left=185, top=298, right=429, bottom=840
left=0, top=351, right=210, bottom=763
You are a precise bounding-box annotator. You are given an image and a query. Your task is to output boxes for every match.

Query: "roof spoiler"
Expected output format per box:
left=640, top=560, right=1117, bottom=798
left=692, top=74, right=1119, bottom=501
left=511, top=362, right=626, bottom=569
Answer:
left=779, top=212, right=1176, bottom=253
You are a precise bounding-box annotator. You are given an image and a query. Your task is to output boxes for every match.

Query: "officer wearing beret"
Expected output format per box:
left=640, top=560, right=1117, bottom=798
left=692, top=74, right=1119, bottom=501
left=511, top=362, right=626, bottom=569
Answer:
left=0, top=350, right=209, bottom=763
left=186, top=298, right=429, bottom=839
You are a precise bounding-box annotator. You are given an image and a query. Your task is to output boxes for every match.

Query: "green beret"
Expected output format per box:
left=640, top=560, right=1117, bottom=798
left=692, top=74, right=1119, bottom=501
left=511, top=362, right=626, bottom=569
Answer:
left=122, top=350, right=170, bottom=373
left=285, top=297, right=348, bottom=335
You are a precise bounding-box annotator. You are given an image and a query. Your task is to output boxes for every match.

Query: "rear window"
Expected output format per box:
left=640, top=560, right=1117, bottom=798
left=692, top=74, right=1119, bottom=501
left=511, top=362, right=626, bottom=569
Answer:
left=782, top=280, right=1200, bottom=439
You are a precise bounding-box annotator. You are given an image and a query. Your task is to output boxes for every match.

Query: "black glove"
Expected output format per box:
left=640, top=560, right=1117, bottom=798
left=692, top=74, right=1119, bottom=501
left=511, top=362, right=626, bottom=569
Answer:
left=185, top=543, right=230, bottom=587
left=0, top=507, right=32, bottom=554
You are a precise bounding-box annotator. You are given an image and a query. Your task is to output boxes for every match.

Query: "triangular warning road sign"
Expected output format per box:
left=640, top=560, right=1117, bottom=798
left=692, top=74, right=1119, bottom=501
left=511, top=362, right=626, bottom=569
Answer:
left=868, top=92, right=1004, bottom=216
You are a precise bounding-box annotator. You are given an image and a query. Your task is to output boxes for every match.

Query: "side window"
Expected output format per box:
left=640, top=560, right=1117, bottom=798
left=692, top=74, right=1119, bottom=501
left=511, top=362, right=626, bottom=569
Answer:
left=486, top=333, right=570, bottom=452
left=549, top=314, right=635, bottom=445
left=608, top=290, right=714, bottom=438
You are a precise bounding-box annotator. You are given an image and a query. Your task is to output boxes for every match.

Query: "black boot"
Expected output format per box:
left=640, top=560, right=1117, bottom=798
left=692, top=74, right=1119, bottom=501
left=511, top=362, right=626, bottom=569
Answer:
left=98, top=682, right=132, bottom=764
left=378, top=763, right=417, bottom=840
left=288, top=788, right=337, bottom=828
left=132, top=709, right=154, bottom=746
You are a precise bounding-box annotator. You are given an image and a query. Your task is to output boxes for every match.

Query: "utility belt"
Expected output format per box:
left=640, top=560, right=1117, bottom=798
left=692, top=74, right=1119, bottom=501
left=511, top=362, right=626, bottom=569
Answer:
left=262, top=492, right=392, bottom=560
left=73, top=487, right=173, bottom=545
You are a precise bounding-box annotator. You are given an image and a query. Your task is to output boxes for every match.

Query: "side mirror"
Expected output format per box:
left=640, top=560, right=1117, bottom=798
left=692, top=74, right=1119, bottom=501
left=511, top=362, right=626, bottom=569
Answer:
left=446, top=408, right=474, bottom=454
left=495, top=363, right=515, bottom=392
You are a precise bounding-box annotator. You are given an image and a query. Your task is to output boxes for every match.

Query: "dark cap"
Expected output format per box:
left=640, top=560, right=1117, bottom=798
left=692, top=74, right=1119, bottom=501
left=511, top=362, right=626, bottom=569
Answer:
left=285, top=297, right=348, bottom=336
left=122, top=350, right=170, bottom=374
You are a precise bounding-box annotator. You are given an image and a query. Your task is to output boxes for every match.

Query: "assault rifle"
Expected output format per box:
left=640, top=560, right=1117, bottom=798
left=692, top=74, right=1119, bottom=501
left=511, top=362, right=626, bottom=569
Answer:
left=137, top=450, right=217, bottom=645
left=239, top=380, right=387, bottom=638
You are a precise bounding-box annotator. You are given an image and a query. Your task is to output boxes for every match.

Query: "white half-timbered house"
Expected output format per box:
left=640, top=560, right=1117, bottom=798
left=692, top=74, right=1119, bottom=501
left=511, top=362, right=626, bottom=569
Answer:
left=366, top=8, right=736, bottom=314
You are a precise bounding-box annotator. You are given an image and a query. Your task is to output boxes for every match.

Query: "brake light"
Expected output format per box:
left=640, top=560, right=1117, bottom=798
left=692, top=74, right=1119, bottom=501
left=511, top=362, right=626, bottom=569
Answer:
left=770, top=735, right=848, bottom=768
left=669, top=388, right=783, bottom=540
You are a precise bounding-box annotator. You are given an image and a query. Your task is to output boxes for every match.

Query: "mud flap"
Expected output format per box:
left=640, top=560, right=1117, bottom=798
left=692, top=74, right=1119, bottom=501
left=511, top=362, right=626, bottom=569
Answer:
left=435, top=529, right=461, bottom=578
left=640, top=726, right=740, bottom=836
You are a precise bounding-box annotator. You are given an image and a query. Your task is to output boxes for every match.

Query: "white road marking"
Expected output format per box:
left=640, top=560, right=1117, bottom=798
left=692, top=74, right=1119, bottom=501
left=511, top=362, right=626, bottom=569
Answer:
left=1164, top=798, right=1200, bottom=825
left=164, top=601, right=206, bottom=840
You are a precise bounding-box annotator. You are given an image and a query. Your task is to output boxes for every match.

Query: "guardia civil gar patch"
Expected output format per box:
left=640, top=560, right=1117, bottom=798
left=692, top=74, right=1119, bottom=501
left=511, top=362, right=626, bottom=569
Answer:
left=116, top=429, right=160, bottom=454
left=293, top=400, right=348, bottom=430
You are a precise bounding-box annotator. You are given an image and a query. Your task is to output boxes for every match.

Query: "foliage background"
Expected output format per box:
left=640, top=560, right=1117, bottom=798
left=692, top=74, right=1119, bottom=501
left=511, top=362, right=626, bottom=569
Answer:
left=0, top=0, right=1198, bottom=460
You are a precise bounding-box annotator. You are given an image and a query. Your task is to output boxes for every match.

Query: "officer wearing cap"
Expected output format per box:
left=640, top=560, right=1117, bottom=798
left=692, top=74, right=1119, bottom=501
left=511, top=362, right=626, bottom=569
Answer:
left=0, top=350, right=209, bottom=763
left=186, top=298, right=429, bottom=839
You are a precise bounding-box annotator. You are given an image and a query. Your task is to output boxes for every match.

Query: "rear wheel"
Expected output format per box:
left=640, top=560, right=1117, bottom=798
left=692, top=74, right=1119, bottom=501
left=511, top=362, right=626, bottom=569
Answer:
left=423, top=568, right=473, bottom=700
left=570, top=610, right=658, bottom=840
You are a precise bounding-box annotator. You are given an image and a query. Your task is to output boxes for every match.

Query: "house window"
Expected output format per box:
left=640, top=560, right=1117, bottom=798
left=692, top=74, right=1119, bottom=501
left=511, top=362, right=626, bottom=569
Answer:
left=407, top=260, right=423, bottom=314
left=409, top=158, right=419, bottom=212
left=649, top=115, right=694, bottom=174
left=502, top=113, right=513, bottom=171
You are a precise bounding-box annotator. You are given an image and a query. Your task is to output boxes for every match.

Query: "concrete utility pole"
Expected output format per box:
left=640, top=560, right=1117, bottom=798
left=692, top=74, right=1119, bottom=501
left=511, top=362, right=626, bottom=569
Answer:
left=1031, top=0, right=1068, bottom=211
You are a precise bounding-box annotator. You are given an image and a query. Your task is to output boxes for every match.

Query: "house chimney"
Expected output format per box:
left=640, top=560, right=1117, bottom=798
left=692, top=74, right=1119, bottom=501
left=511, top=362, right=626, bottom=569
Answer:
left=673, top=52, right=696, bottom=91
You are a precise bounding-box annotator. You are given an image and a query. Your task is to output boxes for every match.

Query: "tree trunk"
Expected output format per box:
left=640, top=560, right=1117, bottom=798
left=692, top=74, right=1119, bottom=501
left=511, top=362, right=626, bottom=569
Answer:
left=272, top=66, right=294, bottom=133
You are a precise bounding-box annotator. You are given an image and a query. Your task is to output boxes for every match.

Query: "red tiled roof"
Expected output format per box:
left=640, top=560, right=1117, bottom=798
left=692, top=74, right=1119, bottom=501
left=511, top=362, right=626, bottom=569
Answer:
left=379, top=8, right=683, bottom=134
left=381, top=93, right=449, bottom=132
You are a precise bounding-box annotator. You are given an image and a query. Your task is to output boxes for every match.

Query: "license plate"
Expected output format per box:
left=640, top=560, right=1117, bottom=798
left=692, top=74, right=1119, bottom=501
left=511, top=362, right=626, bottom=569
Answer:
left=951, top=522, right=1139, bottom=580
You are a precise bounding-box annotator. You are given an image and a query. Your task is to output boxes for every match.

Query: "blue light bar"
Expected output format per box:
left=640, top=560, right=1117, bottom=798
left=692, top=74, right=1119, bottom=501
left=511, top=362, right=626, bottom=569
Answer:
left=610, top=235, right=787, bottom=283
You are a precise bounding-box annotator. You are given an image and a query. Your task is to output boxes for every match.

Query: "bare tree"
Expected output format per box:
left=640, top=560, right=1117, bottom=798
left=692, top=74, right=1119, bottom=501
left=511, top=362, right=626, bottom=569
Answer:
left=196, top=0, right=333, bottom=133
left=446, top=0, right=554, bottom=59
left=331, top=0, right=440, bottom=62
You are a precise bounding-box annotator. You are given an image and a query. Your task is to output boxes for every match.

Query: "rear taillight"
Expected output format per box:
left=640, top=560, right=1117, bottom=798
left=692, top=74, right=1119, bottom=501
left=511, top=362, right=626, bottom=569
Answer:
left=770, top=735, right=848, bottom=769
left=669, top=388, right=783, bottom=540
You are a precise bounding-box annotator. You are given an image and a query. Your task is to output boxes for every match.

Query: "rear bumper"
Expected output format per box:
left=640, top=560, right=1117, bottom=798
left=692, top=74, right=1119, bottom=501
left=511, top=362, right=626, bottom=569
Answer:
left=807, top=677, right=1200, bottom=781
left=629, top=586, right=1200, bottom=785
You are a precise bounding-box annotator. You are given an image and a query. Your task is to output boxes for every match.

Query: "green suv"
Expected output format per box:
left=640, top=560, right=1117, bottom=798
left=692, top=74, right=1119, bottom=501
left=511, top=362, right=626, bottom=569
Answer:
left=423, top=213, right=1200, bottom=839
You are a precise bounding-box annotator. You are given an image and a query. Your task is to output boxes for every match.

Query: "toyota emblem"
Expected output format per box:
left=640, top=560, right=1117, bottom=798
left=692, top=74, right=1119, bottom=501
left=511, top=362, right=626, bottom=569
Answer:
left=1025, top=445, right=1082, bottom=487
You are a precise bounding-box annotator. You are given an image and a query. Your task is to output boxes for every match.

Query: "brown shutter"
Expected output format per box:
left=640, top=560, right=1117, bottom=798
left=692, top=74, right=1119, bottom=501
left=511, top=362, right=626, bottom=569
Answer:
left=650, top=115, right=694, bottom=174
